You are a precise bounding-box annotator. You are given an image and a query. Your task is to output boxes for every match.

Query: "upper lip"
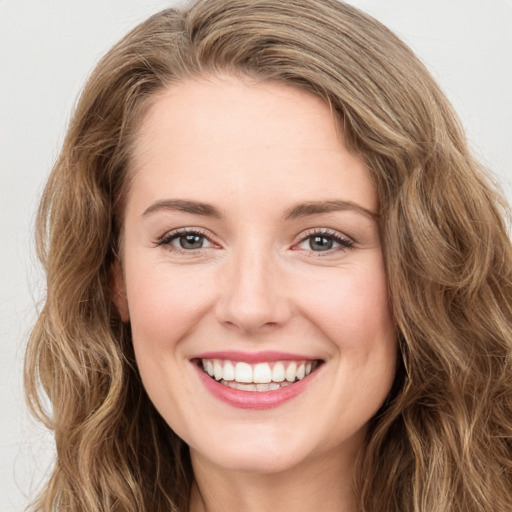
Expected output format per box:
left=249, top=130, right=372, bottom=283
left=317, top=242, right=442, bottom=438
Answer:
left=191, top=350, right=322, bottom=364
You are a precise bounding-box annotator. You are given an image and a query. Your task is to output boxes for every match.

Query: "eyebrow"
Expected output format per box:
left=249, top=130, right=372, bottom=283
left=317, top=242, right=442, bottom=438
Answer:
left=141, top=198, right=378, bottom=220
left=283, top=200, right=378, bottom=220
left=142, top=199, right=223, bottom=218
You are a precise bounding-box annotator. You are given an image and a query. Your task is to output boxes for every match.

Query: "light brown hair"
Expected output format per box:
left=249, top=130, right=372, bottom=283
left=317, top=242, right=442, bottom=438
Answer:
left=26, top=0, right=512, bottom=510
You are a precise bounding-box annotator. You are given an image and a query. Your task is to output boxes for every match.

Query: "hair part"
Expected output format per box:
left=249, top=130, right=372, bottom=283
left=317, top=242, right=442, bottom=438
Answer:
left=26, top=1, right=512, bottom=511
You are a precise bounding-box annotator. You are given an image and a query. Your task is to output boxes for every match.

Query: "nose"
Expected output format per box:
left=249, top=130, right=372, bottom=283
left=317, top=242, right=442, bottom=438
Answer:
left=214, top=246, right=292, bottom=334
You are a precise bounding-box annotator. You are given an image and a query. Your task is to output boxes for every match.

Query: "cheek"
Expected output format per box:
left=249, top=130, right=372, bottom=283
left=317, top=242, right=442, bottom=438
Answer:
left=124, top=263, right=219, bottom=431
left=294, top=259, right=394, bottom=348
left=125, top=262, right=217, bottom=354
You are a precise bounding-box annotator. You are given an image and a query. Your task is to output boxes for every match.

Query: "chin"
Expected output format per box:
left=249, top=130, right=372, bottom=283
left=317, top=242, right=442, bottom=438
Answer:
left=186, top=416, right=364, bottom=477
left=192, top=443, right=310, bottom=475
left=185, top=421, right=315, bottom=474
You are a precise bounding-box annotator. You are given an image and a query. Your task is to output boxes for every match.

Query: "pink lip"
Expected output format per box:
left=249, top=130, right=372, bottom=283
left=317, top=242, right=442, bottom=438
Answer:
left=192, top=350, right=318, bottom=363
left=192, top=358, right=322, bottom=410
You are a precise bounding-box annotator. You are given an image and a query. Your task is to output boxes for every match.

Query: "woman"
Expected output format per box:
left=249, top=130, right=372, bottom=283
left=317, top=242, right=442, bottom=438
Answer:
left=25, top=0, right=512, bottom=511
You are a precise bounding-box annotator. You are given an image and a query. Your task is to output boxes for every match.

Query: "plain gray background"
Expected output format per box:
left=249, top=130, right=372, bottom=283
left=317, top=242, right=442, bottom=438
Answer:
left=1, top=1, right=511, bottom=510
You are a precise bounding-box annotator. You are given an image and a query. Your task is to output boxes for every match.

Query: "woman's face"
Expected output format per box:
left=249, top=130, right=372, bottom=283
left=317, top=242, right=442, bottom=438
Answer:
left=114, top=76, right=397, bottom=474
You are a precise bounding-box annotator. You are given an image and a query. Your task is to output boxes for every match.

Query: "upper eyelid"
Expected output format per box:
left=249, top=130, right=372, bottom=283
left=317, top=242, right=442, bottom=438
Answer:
left=159, top=226, right=210, bottom=237
left=157, top=227, right=214, bottom=245
left=295, top=227, right=354, bottom=243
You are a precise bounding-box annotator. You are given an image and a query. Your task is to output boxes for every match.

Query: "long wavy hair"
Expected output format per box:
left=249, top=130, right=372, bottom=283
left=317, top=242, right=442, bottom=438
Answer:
left=25, top=0, right=512, bottom=510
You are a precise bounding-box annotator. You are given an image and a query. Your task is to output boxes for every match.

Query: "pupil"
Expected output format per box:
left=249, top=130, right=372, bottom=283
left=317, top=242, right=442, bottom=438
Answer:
left=310, top=236, right=333, bottom=251
left=180, top=234, right=203, bottom=249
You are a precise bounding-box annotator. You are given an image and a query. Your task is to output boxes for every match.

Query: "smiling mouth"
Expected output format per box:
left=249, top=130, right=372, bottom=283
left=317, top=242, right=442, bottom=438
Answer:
left=197, top=358, right=322, bottom=392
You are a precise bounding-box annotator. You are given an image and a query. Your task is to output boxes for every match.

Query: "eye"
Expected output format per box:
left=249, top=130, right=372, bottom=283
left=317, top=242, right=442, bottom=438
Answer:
left=294, top=229, right=354, bottom=253
left=305, top=235, right=335, bottom=251
left=157, top=229, right=217, bottom=251
left=174, top=233, right=208, bottom=250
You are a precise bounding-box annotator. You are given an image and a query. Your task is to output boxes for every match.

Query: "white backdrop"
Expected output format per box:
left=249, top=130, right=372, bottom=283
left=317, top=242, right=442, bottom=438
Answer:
left=1, top=1, right=511, bottom=510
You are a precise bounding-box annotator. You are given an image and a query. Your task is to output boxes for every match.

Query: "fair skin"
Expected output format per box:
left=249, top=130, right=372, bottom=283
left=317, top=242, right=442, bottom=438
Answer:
left=114, top=76, right=397, bottom=512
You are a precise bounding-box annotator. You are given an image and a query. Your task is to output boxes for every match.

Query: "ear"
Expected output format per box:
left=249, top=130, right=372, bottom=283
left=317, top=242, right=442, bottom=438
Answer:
left=111, top=260, right=130, bottom=322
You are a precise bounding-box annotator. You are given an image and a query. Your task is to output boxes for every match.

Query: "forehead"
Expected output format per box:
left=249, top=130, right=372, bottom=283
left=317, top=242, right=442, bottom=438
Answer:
left=128, top=76, right=376, bottom=214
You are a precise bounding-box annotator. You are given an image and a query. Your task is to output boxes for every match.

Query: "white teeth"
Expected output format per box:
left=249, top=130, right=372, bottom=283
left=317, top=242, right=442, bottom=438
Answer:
left=285, top=362, right=297, bottom=382
left=253, top=363, right=272, bottom=383
left=223, top=361, right=235, bottom=381
left=235, top=362, right=253, bottom=383
left=213, top=360, right=223, bottom=381
left=201, top=358, right=319, bottom=389
left=272, top=362, right=285, bottom=382
left=219, top=380, right=290, bottom=391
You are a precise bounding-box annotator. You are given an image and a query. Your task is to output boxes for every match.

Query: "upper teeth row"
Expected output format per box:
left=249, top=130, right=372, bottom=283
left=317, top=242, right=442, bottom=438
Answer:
left=201, top=359, right=317, bottom=384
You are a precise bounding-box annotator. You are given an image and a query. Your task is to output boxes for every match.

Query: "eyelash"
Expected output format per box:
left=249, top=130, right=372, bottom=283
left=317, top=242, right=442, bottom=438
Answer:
left=156, top=228, right=354, bottom=255
left=293, top=228, right=355, bottom=254
left=156, top=228, right=214, bottom=254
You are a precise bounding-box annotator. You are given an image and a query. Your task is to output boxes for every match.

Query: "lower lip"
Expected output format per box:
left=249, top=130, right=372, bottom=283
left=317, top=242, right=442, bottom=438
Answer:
left=194, top=363, right=320, bottom=410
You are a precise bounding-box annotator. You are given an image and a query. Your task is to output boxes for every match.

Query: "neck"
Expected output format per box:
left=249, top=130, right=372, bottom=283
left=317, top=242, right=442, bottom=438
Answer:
left=188, top=446, right=361, bottom=512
